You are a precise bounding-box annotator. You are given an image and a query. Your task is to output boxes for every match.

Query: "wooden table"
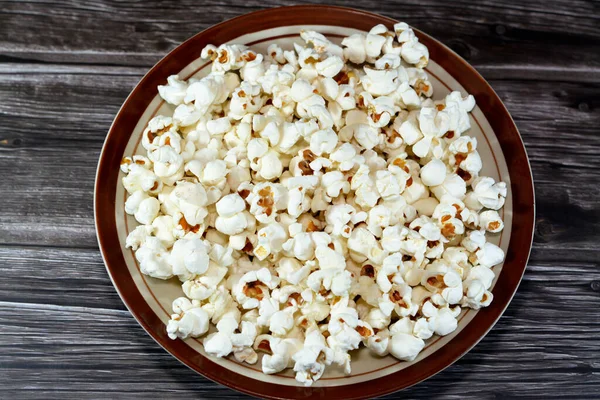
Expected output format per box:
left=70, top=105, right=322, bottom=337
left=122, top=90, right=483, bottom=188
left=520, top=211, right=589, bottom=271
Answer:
left=1, top=1, right=599, bottom=398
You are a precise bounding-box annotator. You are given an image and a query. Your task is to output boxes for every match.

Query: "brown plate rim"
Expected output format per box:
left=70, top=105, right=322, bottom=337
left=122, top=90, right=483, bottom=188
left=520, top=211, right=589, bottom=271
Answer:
left=94, top=5, right=535, bottom=400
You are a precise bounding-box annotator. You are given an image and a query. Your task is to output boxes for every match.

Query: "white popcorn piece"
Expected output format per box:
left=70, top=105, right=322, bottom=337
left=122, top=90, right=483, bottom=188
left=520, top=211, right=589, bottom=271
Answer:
left=206, top=117, right=231, bottom=136
left=479, top=210, right=504, bottom=233
left=122, top=164, right=161, bottom=195
left=462, top=279, right=493, bottom=310
left=362, top=67, right=399, bottom=96
left=366, top=205, right=392, bottom=237
left=475, top=243, right=505, bottom=268
left=125, top=224, right=153, bottom=251
left=315, top=56, right=344, bottom=78
left=465, top=176, right=507, bottom=211
left=307, top=267, right=352, bottom=298
left=169, top=238, right=210, bottom=281
left=421, top=301, right=460, bottom=336
left=215, top=193, right=245, bottom=217
left=269, top=306, right=296, bottom=336
left=255, top=223, right=288, bottom=261
left=389, top=332, right=425, bottom=361
left=413, top=317, right=434, bottom=340
left=301, top=30, right=343, bottom=56
left=233, top=268, right=281, bottom=309
left=347, top=227, right=385, bottom=265
left=461, top=229, right=486, bottom=252
left=292, top=329, right=333, bottom=386
left=183, top=264, right=228, bottom=300
left=203, top=312, right=242, bottom=358
left=342, top=33, right=367, bottom=64
left=413, top=197, right=439, bottom=217
left=431, top=173, right=467, bottom=200
left=135, top=237, right=173, bottom=280
left=255, top=334, right=303, bottom=374
left=310, top=128, right=338, bottom=156
left=240, top=53, right=265, bottom=85
left=366, top=328, right=391, bottom=356
left=134, top=196, right=160, bottom=225
left=277, top=257, right=311, bottom=285
left=420, top=158, right=447, bottom=187
left=169, top=181, right=208, bottom=226
left=158, top=75, right=188, bottom=106
left=166, top=297, right=210, bottom=340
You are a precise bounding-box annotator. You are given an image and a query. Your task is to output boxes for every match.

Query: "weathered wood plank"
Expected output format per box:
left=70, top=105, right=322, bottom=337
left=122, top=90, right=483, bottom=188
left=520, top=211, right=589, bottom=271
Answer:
left=0, top=298, right=598, bottom=398
left=0, top=0, right=598, bottom=77
left=1, top=72, right=598, bottom=250
left=0, top=246, right=123, bottom=309
left=1, top=2, right=599, bottom=397
left=0, top=245, right=598, bottom=313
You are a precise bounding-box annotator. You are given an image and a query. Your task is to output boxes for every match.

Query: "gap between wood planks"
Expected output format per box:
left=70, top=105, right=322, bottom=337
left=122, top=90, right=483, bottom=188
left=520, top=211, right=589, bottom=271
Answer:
left=1, top=60, right=600, bottom=83
left=0, top=300, right=130, bottom=316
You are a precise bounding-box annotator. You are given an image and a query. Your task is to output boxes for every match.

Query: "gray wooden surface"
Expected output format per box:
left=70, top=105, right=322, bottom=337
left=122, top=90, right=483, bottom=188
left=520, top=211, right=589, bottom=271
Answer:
left=1, top=0, right=599, bottom=398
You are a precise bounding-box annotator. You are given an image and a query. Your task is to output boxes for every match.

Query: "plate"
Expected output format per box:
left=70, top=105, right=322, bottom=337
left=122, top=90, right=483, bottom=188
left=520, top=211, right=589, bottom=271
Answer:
left=95, top=5, right=535, bottom=399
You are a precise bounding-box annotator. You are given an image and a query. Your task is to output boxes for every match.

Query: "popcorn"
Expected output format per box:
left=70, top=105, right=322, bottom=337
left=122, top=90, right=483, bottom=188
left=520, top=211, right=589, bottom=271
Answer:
left=465, top=176, right=507, bottom=211
left=474, top=243, right=505, bottom=268
left=182, top=264, right=228, bottom=300
left=361, top=67, right=399, bottom=96
left=134, top=196, right=160, bottom=225
left=421, top=300, right=460, bottom=336
left=413, top=197, right=439, bottom=217
left=269, top=306, right=296, bottom=336
left=254, top=223, right=288, bottom=260
left=241, top=53, right=266, bottom=84
left=389, top=332, right=425, bottom=361
left=158, top=75, right=188, bottom=106
left=301, top=30, right=344, bottom=57
left=215, top=193, right=245, bottom=217
left=293, top=329, right=333, bottom=386
left=420, top=158, right=447, bottom=187
left=347, top=227, right=385, bottom=264
left=315, top=56, right=344, bottom=78
left=233, top=268, right=280, bottom=309
left=166, top=297, right=210, bottom=340
left=203, top=311, right=243, bottom=358
left=479, top=210, right=504, bottom=233
left=201, top=159, right=228, bottom=187
left=366, top=328, right=390, bottom=356
left=431, top=173, right=467, bottom=200
left=307, top=267, right=352, bottom=297
left=121, top=24, right=509, bottom=386
left=255, top=335, right=303, bottom=374
left=135, top=237, right=172, bottom=280
left=396, top=111, right=421, bottom=146
left=283, top=232, right=315, bottom=261
left=366, top=205, right=392, bottom=237
left=171, top=181, right=207, bottom=219
left=353, top=124, right=381, bottom=150
left=422, top=264, right=464, bottom=305
left=206, top=117, right=231, bottom=136
left=122, top=164, right=161, bottom=195
left=277, top=258, right=311, bottom=285
left=310, top=128, right=338, bottom=156
left=169, top=238, right=210, bottom=280
left=462, top=280, right=493, bottom=310
left=125, top=224, right=153, bottom=251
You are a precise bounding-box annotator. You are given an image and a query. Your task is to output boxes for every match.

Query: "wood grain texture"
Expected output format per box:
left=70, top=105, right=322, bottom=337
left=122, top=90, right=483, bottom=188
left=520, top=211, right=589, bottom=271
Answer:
left=0, top=0, right=599, bottom=398
left=1, top=0, right=600, bottom=78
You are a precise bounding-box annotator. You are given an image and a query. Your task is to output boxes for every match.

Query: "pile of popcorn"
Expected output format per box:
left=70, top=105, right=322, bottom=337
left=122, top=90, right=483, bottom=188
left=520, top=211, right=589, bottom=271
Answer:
left=120, top=23, right=507, bottom=385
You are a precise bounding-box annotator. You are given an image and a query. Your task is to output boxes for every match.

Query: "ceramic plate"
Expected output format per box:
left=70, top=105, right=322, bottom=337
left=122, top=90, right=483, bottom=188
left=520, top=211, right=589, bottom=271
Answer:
left=95, top=6, right=535, bottom=399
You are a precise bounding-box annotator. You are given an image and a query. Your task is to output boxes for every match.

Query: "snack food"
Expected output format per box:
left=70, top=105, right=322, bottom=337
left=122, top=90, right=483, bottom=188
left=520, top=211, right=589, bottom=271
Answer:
left=120, top=22, right=507, bottom=386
